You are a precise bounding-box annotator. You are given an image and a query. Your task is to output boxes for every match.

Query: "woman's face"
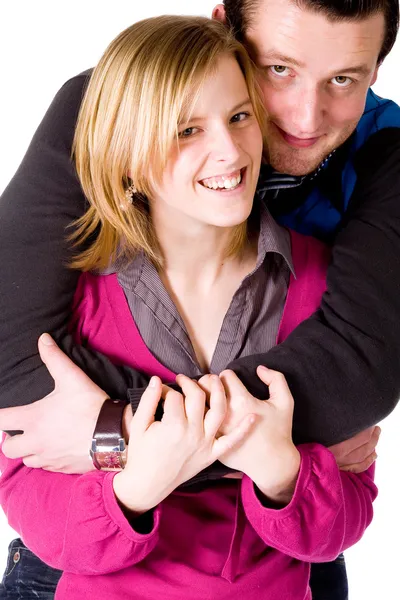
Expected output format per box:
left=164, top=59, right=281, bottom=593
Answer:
left=150, top=53, right=263, bottom=232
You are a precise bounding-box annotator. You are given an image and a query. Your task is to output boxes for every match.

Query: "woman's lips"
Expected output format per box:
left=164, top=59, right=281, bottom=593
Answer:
left=274, top=123, right=321, bottom=148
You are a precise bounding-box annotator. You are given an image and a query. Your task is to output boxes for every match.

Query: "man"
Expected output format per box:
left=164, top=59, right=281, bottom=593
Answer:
left=213, top=2, right=400, bottom=596
left=0, top=1, right=399, bottom=599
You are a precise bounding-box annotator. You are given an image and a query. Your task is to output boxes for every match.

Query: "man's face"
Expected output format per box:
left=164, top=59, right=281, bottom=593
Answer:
left=218, top=0, right=385, bottom=175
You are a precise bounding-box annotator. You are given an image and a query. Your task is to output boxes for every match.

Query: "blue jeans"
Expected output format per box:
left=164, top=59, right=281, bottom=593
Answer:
left=0, top=539, right=61, bottom=599
left=0, top=538, right=348, bottom=599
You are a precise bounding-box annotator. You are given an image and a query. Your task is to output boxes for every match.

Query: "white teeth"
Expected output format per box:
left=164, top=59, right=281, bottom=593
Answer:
left=201, top=171, right=242, bottom=190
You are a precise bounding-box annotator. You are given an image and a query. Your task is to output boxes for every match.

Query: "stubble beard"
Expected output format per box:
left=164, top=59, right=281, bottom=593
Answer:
left=264, top=121, right=358, bottom=176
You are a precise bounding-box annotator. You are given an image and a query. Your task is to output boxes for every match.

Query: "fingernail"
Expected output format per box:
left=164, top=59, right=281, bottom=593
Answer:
left=149, top=376, right=157, bottom=388
left=258, top=365, right=269, bottom=373
left=40, top=333, right=54, bottom=346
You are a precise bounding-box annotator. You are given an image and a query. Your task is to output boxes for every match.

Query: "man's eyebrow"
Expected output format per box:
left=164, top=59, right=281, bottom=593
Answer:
left=333, top=64, right=371, bottom=77
left=258, top=51, right=305, bottom=68
left=258, top=51, right=371, bottom=77
left=180, top=98, right=252, bottom=124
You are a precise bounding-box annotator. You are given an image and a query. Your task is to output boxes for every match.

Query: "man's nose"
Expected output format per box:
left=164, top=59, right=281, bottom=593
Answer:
left=289, top=87, right=324, bottom=136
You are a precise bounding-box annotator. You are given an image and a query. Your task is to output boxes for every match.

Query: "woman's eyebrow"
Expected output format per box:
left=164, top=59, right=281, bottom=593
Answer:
left=181, top=98, right=252, bottom=124
left=229, top=98, right=252, bottom=112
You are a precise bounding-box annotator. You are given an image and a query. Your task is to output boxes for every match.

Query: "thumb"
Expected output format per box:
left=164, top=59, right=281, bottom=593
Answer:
left=256, top=366, right=294, bottom=408
left=215, top=413, right=256, bottom=458
left=131, top=376, right=162, bottom=434
left=38, top=333, right=83, bottom=384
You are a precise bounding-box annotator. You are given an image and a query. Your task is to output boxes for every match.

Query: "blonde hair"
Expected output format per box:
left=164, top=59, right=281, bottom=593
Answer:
left=71, top=15, right=266, bottom=271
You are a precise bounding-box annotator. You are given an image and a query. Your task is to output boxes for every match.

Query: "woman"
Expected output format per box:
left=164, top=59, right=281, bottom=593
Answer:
left=0, top=15, right=376, bottom=600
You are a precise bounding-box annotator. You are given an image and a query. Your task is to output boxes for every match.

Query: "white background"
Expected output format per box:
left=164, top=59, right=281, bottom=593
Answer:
left=0, top=2, right=399, bottom=598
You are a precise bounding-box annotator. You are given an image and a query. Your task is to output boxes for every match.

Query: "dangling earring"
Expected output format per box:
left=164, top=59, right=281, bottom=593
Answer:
left=124, top=182, right=137, bottom=205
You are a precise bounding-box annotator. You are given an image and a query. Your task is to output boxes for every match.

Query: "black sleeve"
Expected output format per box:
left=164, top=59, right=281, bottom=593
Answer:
left=0, top=72, right=149, bottom=409
left=228, top=128, right=400, bottom=446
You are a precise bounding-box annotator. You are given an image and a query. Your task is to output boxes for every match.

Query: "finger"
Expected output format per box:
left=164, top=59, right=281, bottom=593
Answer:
left=162, top=388, right=186, bottom=425
left=0, top=405, right=30, bottom=432
left=22, top=455, right=45, bottom=469
left=256, top=366, right=293, bottom=408
left=197, top=374, right=213, bottom=388
left=337, top=429, right=381, bottom=466
left=223, top=472, right=244, bottom=480
left=42, top=463, right=95, bottom=474
left=219, top=369, right=250, bottom=401
left=204, top=376, right=227, bottom=437
left=42, top=465, right=64, bottom=473
left=2, top=434, right=34, bottom=459
left=38, top=333, right=84, bottom=385
left=196, top=374, right=214, bottom=398
left=160, top=383, right=176, bottom=399
left=329, top=426, right=378, bottom=457
left=214, top=414, right=256, bottom=458
left=340, top=451, right=377, bottom=474
left=176, top=375, right=206, bottom=426
left=329, top=426, right=381, bottom=465
left=347, top=427, right=380, bottom=462
left=131, top=376, right=163, bottom=432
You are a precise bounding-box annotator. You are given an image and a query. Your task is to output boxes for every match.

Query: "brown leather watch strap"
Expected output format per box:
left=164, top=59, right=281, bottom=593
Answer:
left=90, top=399, right=128, bottom=471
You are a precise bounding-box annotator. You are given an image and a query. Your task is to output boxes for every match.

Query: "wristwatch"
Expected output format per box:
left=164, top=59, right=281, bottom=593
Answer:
left=90, top=399, right=128, bottom=471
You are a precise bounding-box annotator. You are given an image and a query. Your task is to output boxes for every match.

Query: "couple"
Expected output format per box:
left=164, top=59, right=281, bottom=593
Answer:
left=1, top=1, right=400, bottom=599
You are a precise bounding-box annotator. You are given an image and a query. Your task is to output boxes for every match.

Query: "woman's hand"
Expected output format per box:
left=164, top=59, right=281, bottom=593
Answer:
left=217, top=367, right=301, bottom=506
left=113, top=374, right=255, bottom=514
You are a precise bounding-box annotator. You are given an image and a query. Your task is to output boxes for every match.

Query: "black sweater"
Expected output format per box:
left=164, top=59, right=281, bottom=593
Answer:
left=1, top=71, right=400, bottom=445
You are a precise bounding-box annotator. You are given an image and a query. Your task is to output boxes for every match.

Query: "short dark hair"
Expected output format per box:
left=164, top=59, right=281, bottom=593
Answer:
left=223, top=0, right=399, bottom=63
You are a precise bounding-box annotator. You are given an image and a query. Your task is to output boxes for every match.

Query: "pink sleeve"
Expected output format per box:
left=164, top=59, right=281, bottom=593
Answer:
left=241, top=443, right=377, bottom=562
left=0, top=442, right=161, bottom=575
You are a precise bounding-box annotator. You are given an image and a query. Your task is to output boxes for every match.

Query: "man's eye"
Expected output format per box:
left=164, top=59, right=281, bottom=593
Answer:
left=230, top=111, right=250, bottom=123
left=178, top=127, right=199, bottom=138
left=270, top=65, right=290, bottom=77
left=331, top=75, right=353, bottom=88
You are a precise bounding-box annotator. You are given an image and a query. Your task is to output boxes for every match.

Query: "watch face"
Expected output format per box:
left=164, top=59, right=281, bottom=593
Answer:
left=104, top=452, right=124, bottom=469
left=93, top=450, right=127, bottom=471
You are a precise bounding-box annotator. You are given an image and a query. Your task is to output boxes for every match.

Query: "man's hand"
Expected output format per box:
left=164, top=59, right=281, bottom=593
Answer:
left=1, top=334, right=110, bottom=473
left=328, top=426, right=380, bottom=473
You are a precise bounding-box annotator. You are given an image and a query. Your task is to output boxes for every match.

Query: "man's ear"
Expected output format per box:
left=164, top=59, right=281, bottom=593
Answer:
left=370, top=65, right=380, bottom=87
left=212, top=4, right=227, bottom=23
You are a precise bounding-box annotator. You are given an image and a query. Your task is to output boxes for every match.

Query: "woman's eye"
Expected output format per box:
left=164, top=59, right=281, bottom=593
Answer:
left=230, top=111, right=250, bottom=123
left=331, top=75, right=353, bottom=88
left=270, top=65, right=290, bottom=77
left=178, top=127, right=199, bottom=138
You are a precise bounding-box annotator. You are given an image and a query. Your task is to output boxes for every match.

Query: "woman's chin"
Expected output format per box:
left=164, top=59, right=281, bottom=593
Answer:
left=206, top=200, right=254, bottom=229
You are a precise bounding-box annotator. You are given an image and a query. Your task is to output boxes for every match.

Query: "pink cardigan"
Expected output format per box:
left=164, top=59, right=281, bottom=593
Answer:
left=0, top=231, right=377, bottom=599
